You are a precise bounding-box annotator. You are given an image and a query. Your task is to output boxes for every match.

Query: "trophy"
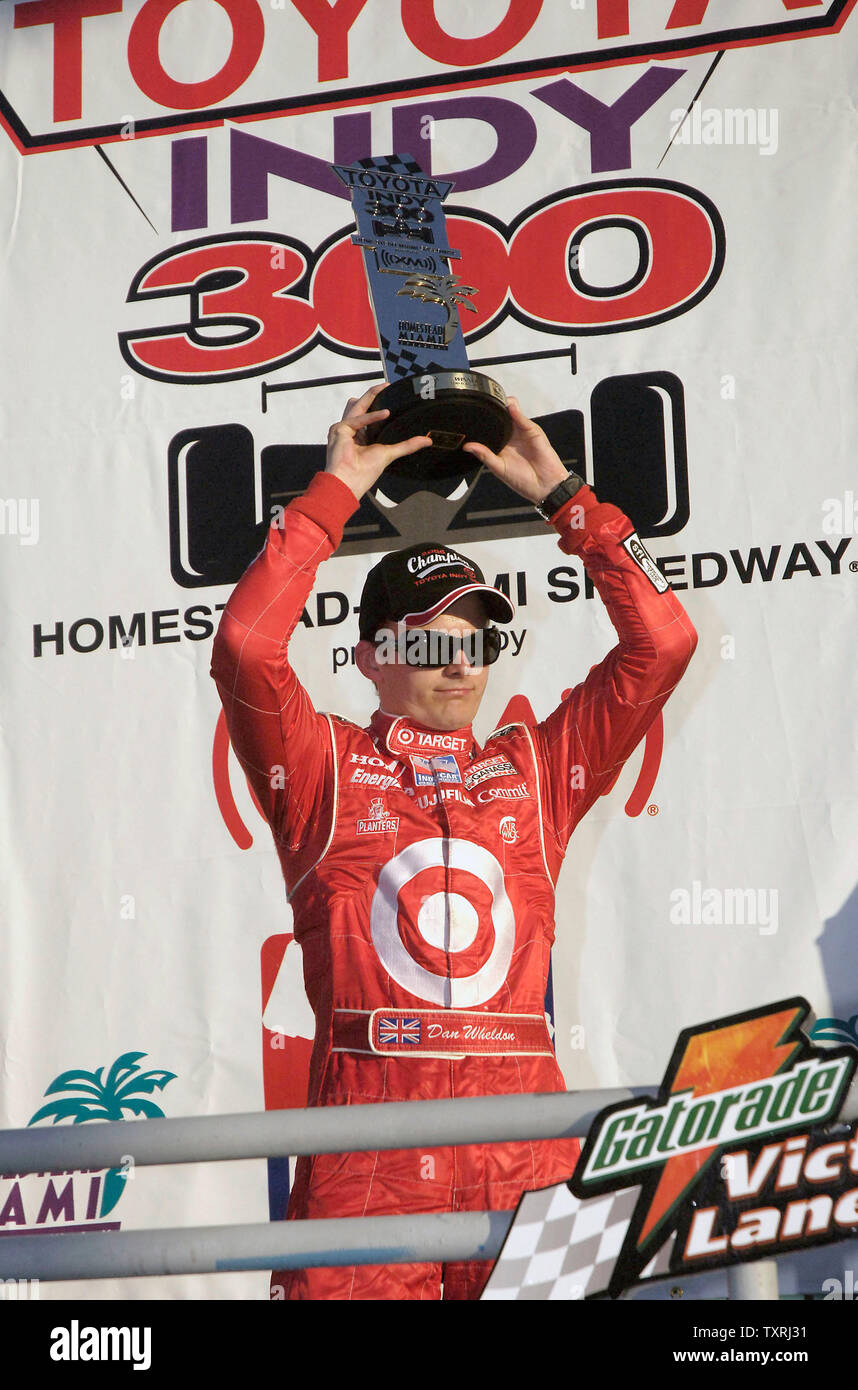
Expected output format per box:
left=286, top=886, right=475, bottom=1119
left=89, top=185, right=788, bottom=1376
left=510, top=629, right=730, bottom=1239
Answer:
left=331, top=153, right=512, bottom=480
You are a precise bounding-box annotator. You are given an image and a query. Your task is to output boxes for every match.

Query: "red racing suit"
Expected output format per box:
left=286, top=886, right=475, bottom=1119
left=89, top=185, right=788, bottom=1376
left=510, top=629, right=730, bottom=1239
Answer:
left=210, top=470, right=698, bottom=1300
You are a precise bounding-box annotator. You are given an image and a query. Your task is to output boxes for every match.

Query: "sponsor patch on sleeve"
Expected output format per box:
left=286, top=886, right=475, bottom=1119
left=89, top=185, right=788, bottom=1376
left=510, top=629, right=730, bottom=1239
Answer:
left=621, top=532, right=669, bottom=593
left=487, top=722, right=522, bottom=741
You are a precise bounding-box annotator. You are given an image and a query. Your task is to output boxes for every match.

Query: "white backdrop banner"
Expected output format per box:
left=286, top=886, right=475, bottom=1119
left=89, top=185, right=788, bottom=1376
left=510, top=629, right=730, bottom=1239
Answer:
left=1, top=0, right=857, bottom=1299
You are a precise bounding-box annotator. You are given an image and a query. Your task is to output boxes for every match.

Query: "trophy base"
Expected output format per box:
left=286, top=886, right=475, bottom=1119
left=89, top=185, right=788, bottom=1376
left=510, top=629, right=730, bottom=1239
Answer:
left=364, top=371, right=512, bottom=481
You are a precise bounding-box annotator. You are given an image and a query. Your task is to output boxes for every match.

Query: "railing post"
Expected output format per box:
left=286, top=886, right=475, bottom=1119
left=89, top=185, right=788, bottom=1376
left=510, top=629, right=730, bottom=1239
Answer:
left=726, top=1261, right=780, bottom=1300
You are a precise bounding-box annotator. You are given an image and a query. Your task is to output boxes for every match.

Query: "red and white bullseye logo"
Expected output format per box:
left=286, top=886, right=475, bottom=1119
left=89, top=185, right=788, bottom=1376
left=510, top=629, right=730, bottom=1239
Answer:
left=370, top=838, right=515, bottom=1007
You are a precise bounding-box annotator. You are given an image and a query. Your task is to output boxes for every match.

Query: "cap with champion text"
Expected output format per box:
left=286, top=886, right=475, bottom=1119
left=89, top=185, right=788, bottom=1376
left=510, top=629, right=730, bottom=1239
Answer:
left=358, top=543, right=515, bottom=640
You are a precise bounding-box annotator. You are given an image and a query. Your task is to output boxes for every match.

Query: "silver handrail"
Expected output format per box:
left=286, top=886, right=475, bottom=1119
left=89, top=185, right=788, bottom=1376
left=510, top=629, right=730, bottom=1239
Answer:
left=0, top=1087, right=647, bottom=1175
left=0, top=1211, right=510, bottom=1282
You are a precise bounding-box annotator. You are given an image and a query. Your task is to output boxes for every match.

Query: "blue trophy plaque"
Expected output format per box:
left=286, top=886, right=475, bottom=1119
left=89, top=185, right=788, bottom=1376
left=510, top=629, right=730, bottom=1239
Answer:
left=331, top=153, right=512, bottom=480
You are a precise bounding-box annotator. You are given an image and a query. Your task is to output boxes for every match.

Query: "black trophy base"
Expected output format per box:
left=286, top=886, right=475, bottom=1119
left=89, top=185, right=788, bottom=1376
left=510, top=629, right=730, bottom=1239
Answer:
left=364, top=371, right=512, bottom=481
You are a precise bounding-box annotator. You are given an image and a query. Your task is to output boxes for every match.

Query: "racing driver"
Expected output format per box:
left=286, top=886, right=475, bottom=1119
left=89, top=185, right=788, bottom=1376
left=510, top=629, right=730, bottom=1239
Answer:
left=210, top=384, right=698, bottom=1300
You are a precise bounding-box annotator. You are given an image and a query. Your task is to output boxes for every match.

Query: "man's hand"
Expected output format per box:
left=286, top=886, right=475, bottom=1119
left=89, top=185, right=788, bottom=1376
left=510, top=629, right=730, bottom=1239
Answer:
left=325, top=384, right=432, bottom=502
left=462, top=396, right=570, bottom=504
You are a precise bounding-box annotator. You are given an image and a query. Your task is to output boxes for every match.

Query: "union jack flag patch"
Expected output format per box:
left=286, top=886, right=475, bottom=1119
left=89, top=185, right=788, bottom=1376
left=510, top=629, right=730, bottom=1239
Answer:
left=376, top=1016, right=422, bottom=1047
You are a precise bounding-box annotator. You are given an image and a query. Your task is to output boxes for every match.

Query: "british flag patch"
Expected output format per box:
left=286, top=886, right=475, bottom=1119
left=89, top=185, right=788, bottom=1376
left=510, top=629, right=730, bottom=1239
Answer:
left=376, top=1016, right=422, bottom=1047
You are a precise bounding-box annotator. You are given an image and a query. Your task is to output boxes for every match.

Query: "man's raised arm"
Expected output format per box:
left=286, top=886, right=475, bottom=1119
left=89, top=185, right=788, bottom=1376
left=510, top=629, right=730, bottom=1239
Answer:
left=531, top=481, right=697, bottom=854
left=210, top=471, right=357, bottom=850
left=463, top=400, right=698, bottom=861
left=210, top=387, right=430, bottom=853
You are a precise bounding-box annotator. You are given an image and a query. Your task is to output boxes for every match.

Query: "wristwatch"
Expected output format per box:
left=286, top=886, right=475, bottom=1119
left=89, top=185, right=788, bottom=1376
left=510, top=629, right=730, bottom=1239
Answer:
left=534, top=466, right=586, bottom=521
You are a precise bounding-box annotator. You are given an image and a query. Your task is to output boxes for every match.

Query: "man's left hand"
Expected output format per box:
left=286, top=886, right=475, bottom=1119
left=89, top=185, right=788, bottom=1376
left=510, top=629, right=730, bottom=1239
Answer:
left=462, top=397, right=570, bottom=504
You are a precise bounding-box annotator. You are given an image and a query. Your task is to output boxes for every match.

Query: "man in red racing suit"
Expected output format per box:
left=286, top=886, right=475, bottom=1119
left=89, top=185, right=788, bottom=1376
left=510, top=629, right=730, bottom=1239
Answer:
left=210, top=387, right=698, bottom=1300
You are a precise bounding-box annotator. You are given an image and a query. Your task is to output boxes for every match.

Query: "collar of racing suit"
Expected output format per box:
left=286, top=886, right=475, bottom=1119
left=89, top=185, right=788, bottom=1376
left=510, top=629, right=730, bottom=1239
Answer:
left=370, top=709, right=478, bottom=763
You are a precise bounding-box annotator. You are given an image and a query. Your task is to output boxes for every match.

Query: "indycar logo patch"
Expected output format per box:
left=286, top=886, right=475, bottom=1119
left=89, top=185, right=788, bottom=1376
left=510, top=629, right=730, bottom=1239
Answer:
left=411, top=753, right=462, bottom=786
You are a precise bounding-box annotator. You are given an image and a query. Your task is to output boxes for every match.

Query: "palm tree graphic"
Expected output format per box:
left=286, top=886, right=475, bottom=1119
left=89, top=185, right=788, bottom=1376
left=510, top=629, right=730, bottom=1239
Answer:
left=396, top=273, right=478, bottom=344
left=810, top=1015, right=858, bottom=1048
left=28, top=1051, right=177, bottom=1216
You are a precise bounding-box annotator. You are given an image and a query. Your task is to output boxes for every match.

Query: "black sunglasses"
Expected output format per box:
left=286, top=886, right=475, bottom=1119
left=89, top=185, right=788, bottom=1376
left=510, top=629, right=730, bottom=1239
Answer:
left=374, top=625, right=503, bottom=669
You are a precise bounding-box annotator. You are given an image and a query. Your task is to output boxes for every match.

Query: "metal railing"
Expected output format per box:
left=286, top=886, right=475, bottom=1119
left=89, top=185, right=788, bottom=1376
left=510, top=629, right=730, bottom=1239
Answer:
left=4, top=1082, right=843, bottom=1296
left=0, top=1087, right=640, bottom=1175
left=0, top=1088, right=641, bottom=1284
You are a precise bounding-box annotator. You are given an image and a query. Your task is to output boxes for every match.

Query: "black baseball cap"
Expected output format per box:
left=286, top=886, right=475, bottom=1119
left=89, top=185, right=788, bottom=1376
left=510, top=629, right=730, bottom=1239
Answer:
left=358, top=543, right=515, bottom=641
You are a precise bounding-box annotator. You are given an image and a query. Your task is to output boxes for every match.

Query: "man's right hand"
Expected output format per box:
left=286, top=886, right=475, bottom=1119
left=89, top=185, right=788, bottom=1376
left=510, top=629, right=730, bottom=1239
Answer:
left=325, top=384, right=432, bottom=502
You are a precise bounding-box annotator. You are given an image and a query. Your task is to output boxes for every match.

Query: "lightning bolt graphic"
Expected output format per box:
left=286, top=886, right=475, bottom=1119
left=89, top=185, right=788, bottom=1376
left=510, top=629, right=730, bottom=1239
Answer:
left=636, top=1005, right=804, bottom=1248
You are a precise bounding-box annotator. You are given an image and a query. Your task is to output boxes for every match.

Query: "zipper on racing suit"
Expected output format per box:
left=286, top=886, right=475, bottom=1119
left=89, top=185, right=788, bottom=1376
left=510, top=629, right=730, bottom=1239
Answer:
left=430, top=754, right=465, bottom=1210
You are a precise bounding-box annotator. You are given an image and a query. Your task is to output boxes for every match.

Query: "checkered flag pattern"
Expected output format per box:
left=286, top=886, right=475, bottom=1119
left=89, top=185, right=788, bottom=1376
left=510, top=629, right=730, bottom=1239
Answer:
left=379, top=335, right=420, bottom=378
left=481, top=1182, right=674, bottom=1300
left=357, top=153, right=424, bottom=175
left=379, top=336, right=447, bottom=380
